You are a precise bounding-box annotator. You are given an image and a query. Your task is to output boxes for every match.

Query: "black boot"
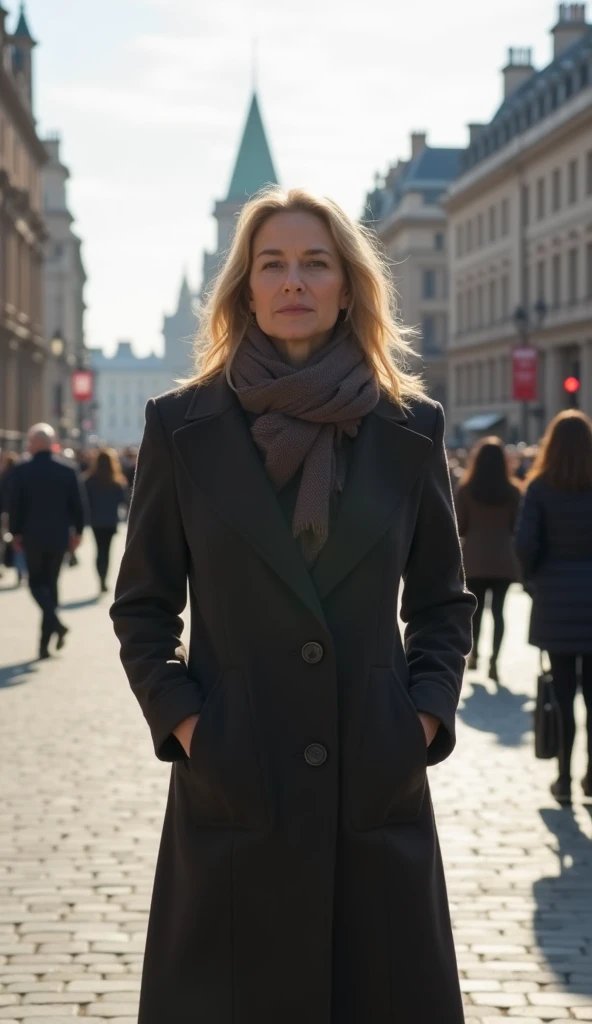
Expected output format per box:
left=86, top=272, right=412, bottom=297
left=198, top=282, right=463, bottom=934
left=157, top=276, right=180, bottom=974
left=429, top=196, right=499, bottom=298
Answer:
left=55, top=624, right=69, bottom=650
left=39, top=636, right=51, bottom=660
left=551, top=777, right=572, bottom=804
left=489, top=658, right=499, bottom=683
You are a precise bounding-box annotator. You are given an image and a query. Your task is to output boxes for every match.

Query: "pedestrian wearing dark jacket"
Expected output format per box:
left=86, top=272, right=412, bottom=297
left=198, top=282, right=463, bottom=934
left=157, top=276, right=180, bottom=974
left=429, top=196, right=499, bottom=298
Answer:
left=110, top=188, right=475, bottom=1024
left=9, top=423, right=86, bottom=658
left=84, top=448, right=128, bottom=593
left=515, top=410, right=592, bottom=803
left=455, top=436, right=522, bottom=682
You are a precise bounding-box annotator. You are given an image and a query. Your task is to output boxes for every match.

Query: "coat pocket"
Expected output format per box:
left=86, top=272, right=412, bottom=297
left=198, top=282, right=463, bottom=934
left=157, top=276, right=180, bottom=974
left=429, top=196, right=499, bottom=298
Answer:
left=349, top=666, right=427, bottom=830
left=186, top=668, right=268, bottom=829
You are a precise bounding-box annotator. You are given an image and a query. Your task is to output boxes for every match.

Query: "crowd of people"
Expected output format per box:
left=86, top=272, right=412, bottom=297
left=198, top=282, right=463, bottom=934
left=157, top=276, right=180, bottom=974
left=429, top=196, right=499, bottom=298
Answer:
left=1, top=410, right=591, bottom=804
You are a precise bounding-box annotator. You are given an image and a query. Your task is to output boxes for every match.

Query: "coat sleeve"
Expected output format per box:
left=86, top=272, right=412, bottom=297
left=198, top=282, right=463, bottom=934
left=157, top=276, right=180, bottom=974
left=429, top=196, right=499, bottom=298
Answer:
left=400, top=405, right=476, bottom=766
left=454, top=485, right=469, bottom=538
left=110, top=399, right=203, bottom=761
left=514, top=482, right=544, bottom=580
left=7, top=467, right=24, bottom=536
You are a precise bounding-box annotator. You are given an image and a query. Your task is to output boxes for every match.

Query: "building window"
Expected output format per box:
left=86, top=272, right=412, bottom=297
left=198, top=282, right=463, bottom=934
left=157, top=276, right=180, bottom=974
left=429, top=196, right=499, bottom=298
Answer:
left=477, top=213, right=484, bottom=248
left=455, top=224, right=463, bottom=257
left=488, top=204, right=497, bottom=242
left=587, top=150, right=592, bottom=196
left=501, top=198, right=509, bottom=236
left=552, top=168, right=561, bottom=212
left=488, top=279, right=497, bottom=323
left=568, top=158, right=578, bottom=204
left=434, top=231, right=444, bottom=251
left=422, top=315, right=440, bottom=355
left=536, top=177, right=546, bottom=220
left=568, top=248, right=579, bottom=305
left=587, top=242, right=592, bottom=299
left=422, top=269, right=436, bottom=299
left=466, top=220, right=473, bottom=253
left=488, top=359, right=496, bottom=402
left=456, top=292, right=464, bottom=333
left=476, top=363, right=483, bottom=404
left=467, top=289, right=474, bottom=329
left=477, top=284, right=484, bottom=327
left=455, top=366, right=462, bottom=405
left=536, top=259, right=545, bottom=300
left=521, top=184, right=530, bottom=227
left=552, top=253, right=561, bottom=308
left=501, top=274, right=510, bottom=319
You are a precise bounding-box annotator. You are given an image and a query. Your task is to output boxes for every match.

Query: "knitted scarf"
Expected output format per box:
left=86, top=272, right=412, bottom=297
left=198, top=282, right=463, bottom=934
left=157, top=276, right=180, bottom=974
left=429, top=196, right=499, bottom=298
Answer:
left=231, top=321, right=380, bottom=565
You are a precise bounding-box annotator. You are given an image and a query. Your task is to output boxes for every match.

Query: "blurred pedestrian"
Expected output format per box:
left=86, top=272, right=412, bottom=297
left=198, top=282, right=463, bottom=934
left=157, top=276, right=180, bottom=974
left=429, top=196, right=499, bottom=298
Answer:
left=515, top=410, right=592, bottom=803
left=8, top=423, right=86, bottom=659
left=0, top=450, right=27, bottom=584
left=111, top=187, right=474, bottom=1024
left=456, top=436, right=522, bottom=682
left=84, top=448, right=128, bottom=593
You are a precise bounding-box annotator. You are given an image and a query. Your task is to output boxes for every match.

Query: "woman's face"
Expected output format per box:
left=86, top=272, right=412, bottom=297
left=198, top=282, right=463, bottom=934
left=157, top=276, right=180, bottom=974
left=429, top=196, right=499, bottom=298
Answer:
left=248, top=211, right=350, bottom=349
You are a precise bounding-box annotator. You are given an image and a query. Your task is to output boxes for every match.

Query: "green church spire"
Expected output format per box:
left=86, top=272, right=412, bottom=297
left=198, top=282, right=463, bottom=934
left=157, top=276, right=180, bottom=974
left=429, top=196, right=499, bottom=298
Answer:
left=226, top=92, right=278, bottom=201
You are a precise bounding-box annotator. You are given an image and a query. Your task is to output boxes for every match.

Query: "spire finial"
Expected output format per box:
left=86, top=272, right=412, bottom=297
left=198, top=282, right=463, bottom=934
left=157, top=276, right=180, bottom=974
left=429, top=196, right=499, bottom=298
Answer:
left=251, top=37, right=258, bottom=92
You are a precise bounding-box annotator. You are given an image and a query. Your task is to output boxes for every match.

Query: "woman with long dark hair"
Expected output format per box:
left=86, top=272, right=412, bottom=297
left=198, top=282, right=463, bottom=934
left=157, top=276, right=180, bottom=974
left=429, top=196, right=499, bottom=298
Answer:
left=455, top=436, right=522, bottom=682
left=84, top=448, right=128, bottom=593
left=110, top=187, right=475, bottom=1023
left=515, top=410, right=592, bottom=803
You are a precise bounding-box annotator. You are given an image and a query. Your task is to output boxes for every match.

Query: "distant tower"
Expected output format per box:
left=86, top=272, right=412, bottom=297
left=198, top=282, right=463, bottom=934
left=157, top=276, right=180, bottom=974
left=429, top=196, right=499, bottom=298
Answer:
left=201, top=91, right=279, bottom=293
left=162, top=271, right=196, bottom=375
left=10, top=3, right=35, bottom=108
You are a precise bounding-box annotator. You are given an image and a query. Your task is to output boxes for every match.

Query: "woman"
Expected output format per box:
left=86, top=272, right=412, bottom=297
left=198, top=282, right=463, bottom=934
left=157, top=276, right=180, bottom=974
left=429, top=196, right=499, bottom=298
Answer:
left=455, top=437, right=522, bottom=681
left=111, top=187, right=475, bottom=1024
left=515, top=410, right=592, bottom=804
left=84, top=448, right=128, bottom=592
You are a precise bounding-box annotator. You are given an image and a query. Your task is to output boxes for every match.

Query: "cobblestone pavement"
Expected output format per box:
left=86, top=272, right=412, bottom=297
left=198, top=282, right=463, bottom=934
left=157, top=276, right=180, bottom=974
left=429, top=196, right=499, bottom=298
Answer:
left=1, top=533, right=591, bottom=1022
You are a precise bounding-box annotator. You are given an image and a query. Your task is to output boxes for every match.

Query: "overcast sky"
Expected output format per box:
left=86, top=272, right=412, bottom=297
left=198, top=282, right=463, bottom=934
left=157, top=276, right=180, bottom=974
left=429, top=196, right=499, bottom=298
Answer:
left=21, top=0, right=557, bottom=356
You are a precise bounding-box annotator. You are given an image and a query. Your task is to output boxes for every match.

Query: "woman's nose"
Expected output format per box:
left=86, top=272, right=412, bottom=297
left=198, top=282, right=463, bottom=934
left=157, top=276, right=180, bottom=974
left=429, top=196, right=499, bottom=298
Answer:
left=282, top=264, right=304, bottom=290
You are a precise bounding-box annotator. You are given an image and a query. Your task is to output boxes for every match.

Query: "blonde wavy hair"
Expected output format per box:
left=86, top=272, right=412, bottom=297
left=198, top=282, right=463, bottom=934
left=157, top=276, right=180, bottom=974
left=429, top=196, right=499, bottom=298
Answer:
left=181, top=186, right=425, bottom=407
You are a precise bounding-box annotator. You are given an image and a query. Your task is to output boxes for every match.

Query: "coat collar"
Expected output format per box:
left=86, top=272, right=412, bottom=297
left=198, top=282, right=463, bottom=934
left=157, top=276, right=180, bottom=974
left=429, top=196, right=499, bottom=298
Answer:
left=174, top=376, right=430, bottom=629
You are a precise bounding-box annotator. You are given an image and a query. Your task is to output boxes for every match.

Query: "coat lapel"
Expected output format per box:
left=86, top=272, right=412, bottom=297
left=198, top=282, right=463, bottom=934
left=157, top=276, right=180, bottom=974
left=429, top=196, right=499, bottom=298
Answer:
left=311, top=397, right=433, bottom=601
left=173, top=375, right=327, bottom=629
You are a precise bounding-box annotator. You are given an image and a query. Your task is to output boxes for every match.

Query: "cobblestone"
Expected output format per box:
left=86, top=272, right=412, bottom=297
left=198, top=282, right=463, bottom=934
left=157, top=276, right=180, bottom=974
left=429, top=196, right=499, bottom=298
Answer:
left=1, top=535, right=591, bottom=1019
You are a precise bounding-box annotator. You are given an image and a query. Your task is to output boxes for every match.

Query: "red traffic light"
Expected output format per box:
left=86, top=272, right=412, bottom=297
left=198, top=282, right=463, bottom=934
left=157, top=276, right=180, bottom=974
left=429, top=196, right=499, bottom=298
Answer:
left=563, top=376, right=580, bottom=394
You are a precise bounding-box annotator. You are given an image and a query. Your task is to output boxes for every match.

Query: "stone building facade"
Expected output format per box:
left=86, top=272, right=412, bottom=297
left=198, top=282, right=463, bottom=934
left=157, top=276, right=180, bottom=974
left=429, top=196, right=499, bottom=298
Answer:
left=445, top=3, right=592, bottom=445
left=0, top=4, right=48, bottom=448
left=42, top=134, right=87, bottom=440
left=364, top=133, right=462, bottom=407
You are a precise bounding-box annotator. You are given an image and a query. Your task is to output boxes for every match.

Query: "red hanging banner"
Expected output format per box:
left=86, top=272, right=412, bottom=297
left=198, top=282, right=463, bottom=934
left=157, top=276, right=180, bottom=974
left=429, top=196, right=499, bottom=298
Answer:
left=512, top=346, right=538, bottom=402
left=71, top=370, right=94, bottom=403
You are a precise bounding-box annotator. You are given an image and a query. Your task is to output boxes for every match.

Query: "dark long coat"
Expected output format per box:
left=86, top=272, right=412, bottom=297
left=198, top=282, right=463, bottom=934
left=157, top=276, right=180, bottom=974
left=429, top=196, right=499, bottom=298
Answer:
left=515, top=477, right=592, bottom=653
left=110, top=374, right=475, bottom=1024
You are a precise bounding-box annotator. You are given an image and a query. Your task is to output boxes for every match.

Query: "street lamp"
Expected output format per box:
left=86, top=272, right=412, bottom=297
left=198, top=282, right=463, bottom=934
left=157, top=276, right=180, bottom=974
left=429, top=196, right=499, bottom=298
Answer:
left=512, top=299, right=547, bottom=442
left=50, top=330, right=64, bottom=358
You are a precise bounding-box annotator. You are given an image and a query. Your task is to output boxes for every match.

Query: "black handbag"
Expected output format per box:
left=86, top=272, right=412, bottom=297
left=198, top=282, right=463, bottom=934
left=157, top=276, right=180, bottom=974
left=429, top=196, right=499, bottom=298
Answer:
left=534, top=653, right=561, bottom=760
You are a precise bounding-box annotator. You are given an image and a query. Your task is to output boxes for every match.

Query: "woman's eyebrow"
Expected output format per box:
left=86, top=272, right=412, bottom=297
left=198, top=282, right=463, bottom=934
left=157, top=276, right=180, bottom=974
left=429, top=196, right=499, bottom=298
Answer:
left=255, top=247, right=333, bottom=258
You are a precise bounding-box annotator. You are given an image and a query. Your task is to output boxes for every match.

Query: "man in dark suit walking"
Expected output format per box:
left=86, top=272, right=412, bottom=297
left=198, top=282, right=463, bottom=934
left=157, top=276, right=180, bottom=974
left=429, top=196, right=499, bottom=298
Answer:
left=9, top=423, right=86, bottom=659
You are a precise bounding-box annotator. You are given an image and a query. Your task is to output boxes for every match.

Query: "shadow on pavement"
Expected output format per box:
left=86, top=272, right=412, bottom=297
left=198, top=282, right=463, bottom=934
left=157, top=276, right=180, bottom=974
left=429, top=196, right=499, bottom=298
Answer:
left=60, top=596, right=99, bottom=610
left=531, top=805, right=592, bottom=996
left=458, top=679, right=532, bottom=747
left=0, top=660, right=38, bottom=689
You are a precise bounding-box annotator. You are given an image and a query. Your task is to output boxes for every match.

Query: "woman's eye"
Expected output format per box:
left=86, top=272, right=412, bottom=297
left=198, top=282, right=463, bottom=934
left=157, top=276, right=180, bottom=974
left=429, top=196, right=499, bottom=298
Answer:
left=307, top=260, right=328, bottom=268
left=262, top=261, right=282, bottom=270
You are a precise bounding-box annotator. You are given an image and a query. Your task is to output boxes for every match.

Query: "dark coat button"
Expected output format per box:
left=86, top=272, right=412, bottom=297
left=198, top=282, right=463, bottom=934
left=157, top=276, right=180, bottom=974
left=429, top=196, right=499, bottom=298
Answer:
left=301, top=641, right=324, bottom=664
left=304, top=743, right=327, bottom=766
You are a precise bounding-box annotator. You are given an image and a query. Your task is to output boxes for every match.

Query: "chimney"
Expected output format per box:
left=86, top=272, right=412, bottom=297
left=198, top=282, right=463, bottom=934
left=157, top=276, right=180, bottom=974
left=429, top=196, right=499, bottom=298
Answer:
left=502, top=47, right=535, bottom=99
left=552, top=3, right=589, bottom=58
left=410, top=132, right=427, bottom=158
left=468, top=123, right=486, bottom=144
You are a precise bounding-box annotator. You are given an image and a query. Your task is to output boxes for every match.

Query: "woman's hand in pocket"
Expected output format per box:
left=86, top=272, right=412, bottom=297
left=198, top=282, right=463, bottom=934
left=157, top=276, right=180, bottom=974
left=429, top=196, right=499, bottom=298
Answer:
left=173, top=714, right=200, bottom=757
left=418, top=711, right=440, bottom=747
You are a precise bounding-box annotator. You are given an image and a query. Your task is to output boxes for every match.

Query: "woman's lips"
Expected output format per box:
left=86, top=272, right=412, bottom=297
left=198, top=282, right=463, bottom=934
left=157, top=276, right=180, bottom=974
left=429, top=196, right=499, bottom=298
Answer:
left=276, top=307, right=313, bottom=315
